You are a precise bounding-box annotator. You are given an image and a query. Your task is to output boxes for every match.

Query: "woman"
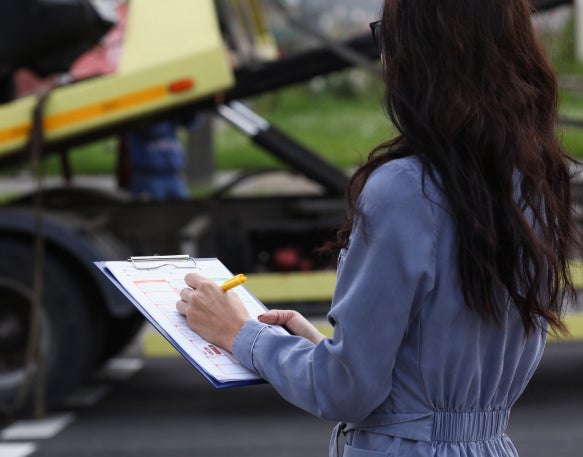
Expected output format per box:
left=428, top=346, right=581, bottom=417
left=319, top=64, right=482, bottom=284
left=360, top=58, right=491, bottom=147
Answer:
left=176, top=1, right=581, bottom=455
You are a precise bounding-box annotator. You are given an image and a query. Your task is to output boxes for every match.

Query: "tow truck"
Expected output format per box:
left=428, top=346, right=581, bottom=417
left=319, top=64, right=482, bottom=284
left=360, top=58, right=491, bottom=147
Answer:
left=0, top=0, right=383, bottom=419
left=0, top=0, right=580, bottom=421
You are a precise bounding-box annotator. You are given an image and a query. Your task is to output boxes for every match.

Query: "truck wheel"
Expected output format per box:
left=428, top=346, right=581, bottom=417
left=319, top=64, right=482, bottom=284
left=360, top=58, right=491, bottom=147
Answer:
left=0, top=238, right=104, bottom=418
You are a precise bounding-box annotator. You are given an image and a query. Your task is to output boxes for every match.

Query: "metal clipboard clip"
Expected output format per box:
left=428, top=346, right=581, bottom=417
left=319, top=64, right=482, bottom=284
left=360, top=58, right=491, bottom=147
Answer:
left=129, top=255, right=197, bottom=270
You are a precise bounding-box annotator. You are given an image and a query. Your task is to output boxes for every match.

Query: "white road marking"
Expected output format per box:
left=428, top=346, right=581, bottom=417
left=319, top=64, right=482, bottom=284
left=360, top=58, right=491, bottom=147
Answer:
left=100, top=357, right=144, bottom=381
left=1, top=413, right=74, bottom=440
left=0, top=443, right=37, bottom=457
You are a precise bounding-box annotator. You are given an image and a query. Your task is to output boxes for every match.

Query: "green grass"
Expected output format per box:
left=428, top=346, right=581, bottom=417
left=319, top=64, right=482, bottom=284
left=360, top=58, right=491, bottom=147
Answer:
left=559, top=125, right=583, bottom=157
left=557, top=88, right=583, bottom=155
left=214, top=83, right=392, bottom=170
left=18, top=137, right=119, bottom=176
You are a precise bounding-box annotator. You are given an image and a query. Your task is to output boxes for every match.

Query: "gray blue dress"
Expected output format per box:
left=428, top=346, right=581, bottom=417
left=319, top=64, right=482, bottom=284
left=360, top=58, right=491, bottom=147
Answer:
left=232, top=156, right=547, bottom=457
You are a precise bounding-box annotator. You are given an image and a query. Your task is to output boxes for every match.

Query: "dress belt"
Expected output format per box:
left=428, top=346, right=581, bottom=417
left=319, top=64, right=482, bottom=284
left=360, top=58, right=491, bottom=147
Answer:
left=330, top=409, right=510, bottom=457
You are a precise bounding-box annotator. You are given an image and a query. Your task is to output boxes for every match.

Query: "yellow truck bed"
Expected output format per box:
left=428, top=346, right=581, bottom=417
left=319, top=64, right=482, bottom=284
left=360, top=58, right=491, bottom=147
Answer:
left=0, top=0, right=233, bottom=159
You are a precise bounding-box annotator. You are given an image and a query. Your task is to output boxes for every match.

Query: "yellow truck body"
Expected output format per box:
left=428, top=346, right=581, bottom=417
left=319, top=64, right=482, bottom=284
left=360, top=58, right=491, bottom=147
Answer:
left=0, top=0, right=233, bottom=159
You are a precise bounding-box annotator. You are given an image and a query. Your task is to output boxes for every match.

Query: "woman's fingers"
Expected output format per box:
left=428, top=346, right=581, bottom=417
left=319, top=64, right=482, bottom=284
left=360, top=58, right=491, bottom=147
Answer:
left=258, top=309, right=297, bottom=325
left=178, top=287, right=194, bottom=304
left=175, top=297, right=187, bottom=315
left=259, top=309, right=326, bottom=345
left=183, top=272, right=207, bottom=289
left=175, top=275, right=251, bottom=352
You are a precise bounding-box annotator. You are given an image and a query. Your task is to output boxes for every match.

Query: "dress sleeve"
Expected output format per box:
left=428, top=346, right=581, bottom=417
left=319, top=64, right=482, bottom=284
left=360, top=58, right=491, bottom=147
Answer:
left=232, top=160, right=437, bottom=422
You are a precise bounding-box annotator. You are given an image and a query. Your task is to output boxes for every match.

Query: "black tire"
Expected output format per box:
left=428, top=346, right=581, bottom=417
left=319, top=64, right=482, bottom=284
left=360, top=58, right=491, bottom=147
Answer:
left=0, top=237, right=104, bottom=418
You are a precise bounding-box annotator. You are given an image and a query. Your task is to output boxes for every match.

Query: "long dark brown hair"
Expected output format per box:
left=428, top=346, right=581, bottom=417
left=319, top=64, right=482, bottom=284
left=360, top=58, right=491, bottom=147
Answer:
left=337, top=0, right=581, bottom=334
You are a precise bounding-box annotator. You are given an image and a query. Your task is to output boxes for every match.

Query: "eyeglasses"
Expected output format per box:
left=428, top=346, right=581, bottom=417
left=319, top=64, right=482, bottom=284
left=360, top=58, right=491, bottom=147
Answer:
left=369, top=20, right=382, bottom=48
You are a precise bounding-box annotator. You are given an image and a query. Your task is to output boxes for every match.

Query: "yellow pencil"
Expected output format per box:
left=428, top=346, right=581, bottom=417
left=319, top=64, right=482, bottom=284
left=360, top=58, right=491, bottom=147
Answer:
left=220, top=274, right=247, bottom=291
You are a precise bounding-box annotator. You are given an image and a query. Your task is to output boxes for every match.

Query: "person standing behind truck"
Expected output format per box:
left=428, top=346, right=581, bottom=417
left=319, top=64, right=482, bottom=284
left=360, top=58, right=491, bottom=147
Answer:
left=126, top=121, right=189, bottom=200
left=176, top=1, right=582, bottom=456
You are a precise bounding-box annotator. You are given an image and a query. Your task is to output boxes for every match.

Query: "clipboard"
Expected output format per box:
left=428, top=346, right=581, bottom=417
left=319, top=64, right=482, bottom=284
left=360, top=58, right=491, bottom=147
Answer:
left=95, top=255, right=278, bottom=388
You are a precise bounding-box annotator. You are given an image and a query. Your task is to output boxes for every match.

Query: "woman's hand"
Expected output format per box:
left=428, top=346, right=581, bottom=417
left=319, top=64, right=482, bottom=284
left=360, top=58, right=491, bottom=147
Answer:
left=259, top=309, right=326, bottom=345
left=176, top=273, right=250, bottom=352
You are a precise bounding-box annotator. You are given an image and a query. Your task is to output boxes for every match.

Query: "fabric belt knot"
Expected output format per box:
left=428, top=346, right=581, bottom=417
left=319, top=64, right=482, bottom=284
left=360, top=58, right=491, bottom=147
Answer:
left=330, top=408, right=510, bottom=457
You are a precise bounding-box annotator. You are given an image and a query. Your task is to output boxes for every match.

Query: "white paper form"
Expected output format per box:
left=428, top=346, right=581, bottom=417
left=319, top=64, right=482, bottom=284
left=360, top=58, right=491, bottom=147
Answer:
left=100, top=258, right=280, bottom=385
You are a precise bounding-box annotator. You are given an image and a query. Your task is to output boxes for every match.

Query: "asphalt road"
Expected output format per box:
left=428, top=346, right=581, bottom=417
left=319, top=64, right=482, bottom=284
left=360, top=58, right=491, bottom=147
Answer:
left=1, top=340, right=582, bottom=457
